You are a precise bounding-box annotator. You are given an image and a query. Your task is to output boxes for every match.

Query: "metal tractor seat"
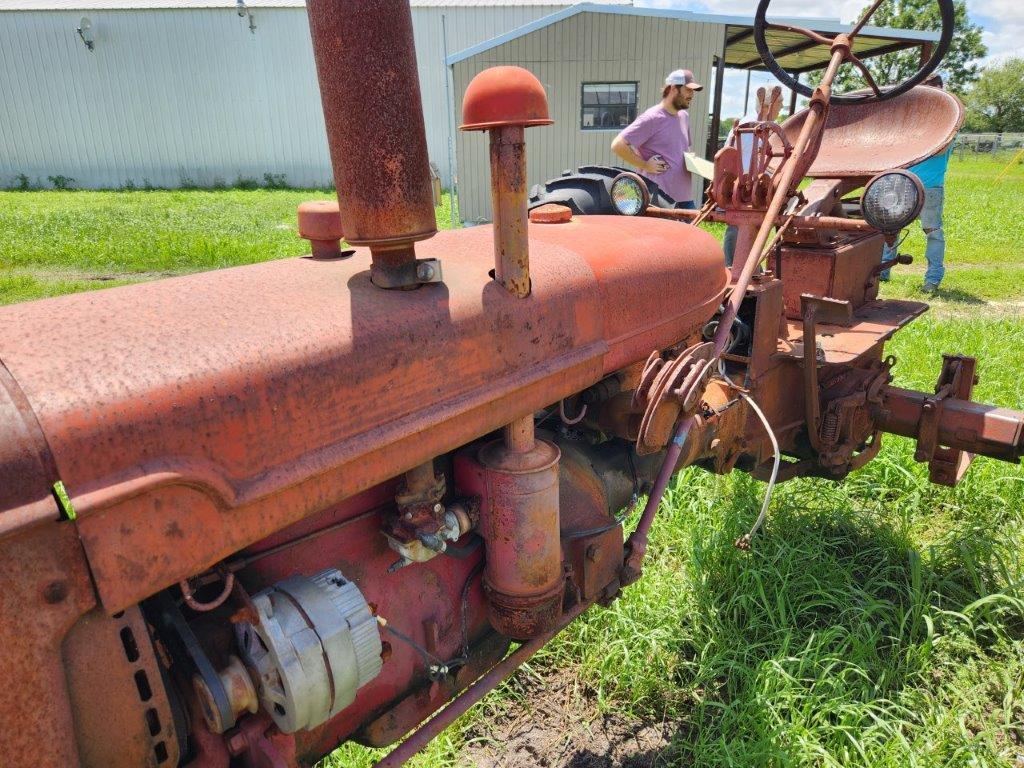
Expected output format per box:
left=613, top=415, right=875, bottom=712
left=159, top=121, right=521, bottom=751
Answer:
left=780, top=85, right=964, bottom=178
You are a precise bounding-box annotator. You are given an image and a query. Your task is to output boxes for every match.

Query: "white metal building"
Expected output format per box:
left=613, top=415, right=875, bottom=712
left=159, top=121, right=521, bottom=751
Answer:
left=0, top=0, right=630, bottom=190
left=0, top=0, right=938, bottom=227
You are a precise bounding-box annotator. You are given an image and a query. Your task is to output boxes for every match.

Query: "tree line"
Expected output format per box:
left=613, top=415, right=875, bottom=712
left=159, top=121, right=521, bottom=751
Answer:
left=806, top=0, right=1021, bottom=133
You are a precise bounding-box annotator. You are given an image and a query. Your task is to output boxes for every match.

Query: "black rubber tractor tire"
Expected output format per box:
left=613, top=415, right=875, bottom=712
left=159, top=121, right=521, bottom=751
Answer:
left=528, top=165, right=678, bottom=216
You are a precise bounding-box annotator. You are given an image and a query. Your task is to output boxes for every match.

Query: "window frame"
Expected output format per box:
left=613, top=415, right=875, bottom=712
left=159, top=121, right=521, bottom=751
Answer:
left=579, top=81, right=639, bottom=132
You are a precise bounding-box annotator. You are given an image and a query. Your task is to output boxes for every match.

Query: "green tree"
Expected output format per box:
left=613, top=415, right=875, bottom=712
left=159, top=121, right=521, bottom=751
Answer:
left=964, top=58, right=1024, bottom=132
left=808, top=0, right=986, bottom=95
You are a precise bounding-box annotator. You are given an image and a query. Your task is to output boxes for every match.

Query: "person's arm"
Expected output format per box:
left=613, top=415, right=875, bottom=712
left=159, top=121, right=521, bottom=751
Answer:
left=612, top=114, right=668, bottom=173
left=611, top=136, right=668, bottom=173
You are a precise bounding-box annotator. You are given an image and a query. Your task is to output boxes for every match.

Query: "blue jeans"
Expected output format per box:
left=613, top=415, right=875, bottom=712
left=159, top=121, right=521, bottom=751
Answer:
left=675, top=200, right=697, bottom=210
left=881, top=187, right=945, bottom=286
left=723, top=225, right=737, bottom=267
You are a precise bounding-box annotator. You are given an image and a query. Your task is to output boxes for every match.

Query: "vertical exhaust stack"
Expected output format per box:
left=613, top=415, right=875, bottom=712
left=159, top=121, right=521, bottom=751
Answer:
left=306, top=0, right=438, bottom=289
left=460, top=66, right=552, bottom=298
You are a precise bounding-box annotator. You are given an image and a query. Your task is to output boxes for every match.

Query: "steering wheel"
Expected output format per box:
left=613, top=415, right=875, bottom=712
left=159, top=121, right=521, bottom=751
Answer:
left=754, top=0, right=954, bottom=104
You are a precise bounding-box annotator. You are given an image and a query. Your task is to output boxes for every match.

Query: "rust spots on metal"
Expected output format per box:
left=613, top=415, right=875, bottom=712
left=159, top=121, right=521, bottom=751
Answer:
left=305, top=0, right=436, bottom=254
left=64, top=606, right=182, bottom=768
left=297, top=200, right=345, bottom=260
left=781, top=86, right=965, bottom=179
left=474, top=423, right=564, bottom=640
left=529, top=204, right=573, bottom=224
left=461, top=66, right=554, bottom=299
left=0, top=522, right=98, bottom=768
left=489, top=125, right=531, bottom=297
left=0, top=358, right=60, bottom=531
left=460, top=66, right=553, bottom=132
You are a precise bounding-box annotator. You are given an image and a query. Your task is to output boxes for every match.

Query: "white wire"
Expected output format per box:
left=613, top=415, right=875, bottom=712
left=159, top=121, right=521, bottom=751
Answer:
left=738, top=390, right=780, bottom=544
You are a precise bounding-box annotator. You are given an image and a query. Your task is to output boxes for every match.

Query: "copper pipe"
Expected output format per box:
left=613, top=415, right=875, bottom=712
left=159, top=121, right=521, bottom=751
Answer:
left=489, top=126, right=530, bottom=297
left=305, top=0, right=437, bottom=286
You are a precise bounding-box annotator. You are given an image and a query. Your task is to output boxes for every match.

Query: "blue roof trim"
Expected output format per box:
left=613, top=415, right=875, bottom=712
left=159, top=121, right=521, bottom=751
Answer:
left=445, top=2, right=940, bottom=66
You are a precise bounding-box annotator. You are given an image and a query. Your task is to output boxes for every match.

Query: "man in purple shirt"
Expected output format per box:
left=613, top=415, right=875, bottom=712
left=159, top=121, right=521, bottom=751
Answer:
left=611, top=69, right=703, bottom=208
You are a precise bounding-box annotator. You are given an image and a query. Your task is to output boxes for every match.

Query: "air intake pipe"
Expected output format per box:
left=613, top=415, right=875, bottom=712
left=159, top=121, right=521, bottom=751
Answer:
left=305, top=0, right=438, bottom=289
left=460, top=66, right=552, bottom=298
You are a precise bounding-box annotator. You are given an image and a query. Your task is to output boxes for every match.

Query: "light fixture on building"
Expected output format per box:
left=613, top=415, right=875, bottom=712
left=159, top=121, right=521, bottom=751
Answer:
left=76, top=17, right=95, bottom=51
left=236, top=0, right=256, bottom=33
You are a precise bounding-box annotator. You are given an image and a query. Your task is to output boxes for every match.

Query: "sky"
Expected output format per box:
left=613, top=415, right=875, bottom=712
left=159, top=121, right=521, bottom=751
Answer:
left=635, top=0, right=1019, bottom=121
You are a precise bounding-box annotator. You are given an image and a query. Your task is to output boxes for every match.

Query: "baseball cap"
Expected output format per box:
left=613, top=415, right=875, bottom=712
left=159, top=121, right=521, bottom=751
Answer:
left=665, top=69, right=703, bottom=91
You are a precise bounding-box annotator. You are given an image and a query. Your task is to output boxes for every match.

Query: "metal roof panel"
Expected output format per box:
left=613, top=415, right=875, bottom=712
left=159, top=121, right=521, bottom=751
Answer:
left=0, top=0, right=629, bottom=9
left=446, top=3, right=939, bottom=65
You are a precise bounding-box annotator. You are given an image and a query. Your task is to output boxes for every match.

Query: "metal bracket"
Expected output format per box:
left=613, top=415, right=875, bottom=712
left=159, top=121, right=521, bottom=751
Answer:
left=916, top=355, right=978, bottom=486
left=800, top=294, right=853, bottom=452
left=371, top=258, right=443, bottom=290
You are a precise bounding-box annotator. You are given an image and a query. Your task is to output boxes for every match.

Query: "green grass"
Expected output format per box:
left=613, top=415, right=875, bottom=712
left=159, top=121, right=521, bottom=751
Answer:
left=1, top=158, right=1022, bottom=767
left=0, top=189, right=460, bottom=300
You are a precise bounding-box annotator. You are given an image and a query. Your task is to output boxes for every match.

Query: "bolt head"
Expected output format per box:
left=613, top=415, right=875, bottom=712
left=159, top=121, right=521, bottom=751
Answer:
left=417, top=262, right=435, bottom=281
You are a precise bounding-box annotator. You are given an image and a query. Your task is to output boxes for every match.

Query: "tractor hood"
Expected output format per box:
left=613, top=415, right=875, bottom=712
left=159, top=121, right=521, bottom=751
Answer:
left=0, top=215, right=726, bottom=610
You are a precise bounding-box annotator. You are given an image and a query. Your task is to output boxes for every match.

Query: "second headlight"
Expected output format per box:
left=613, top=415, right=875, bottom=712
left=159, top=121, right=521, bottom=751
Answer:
left=861, top=170, right=924, bottom=234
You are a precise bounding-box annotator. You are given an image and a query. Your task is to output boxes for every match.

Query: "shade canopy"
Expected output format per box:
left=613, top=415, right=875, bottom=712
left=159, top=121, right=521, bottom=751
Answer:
left=724, top=20, right=937, bottom=74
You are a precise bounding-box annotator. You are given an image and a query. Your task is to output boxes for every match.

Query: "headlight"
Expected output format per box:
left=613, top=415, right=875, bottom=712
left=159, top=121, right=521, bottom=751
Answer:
left=861, top=170, right=924, bottom=234
left=610, top=172, right=650, bottom=216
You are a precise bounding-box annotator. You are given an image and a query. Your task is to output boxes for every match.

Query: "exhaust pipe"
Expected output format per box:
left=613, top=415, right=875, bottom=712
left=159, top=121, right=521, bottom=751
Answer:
left=305, top=0, right=438, bottom=289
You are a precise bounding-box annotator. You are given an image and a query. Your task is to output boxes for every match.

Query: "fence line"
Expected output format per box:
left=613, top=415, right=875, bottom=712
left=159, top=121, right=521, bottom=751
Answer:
left=956, top=133, right=1024, bottom=156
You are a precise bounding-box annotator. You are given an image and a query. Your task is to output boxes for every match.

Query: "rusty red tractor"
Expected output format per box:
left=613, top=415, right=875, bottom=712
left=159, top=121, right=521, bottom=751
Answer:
left=1, top=1, right=1019, bottom=766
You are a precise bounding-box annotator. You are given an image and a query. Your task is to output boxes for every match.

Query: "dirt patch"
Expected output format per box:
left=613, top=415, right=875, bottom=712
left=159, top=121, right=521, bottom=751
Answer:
left=459, top=671, right=686, bottom=768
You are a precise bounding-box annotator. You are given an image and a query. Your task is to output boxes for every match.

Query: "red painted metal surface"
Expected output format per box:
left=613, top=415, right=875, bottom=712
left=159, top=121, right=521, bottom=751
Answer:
left=296, top=201, right=344, bottom=260
left=874, top=386, right=1024, bottom=464
left=460, top=66, right=553, bottom=132
left=0, top=217, right=726, bottom=615
left=0, top=521, right=98, bottom=768
left=771, top=233, right=884, bottom=319
left=460, top=428, right=564, bottom=639
left=780, top=86, right=965, bottom=178
left=64, top=606, right=182, bottom=767
left=530, top=204, right=573, bottom=224
left=0, top=360, right=60, bottom=531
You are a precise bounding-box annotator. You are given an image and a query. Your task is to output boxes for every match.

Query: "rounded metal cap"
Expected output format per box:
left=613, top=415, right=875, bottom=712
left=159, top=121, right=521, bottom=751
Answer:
left=460, top=66, right=553, bottom=131
left=529, top=204, right=572, bottom=224
left=297, top=200, right=344, bottom=242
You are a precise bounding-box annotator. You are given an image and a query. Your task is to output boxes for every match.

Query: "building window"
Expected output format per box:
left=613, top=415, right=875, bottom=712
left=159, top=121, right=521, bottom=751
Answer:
left=580, top=82, right=638, bottom=131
